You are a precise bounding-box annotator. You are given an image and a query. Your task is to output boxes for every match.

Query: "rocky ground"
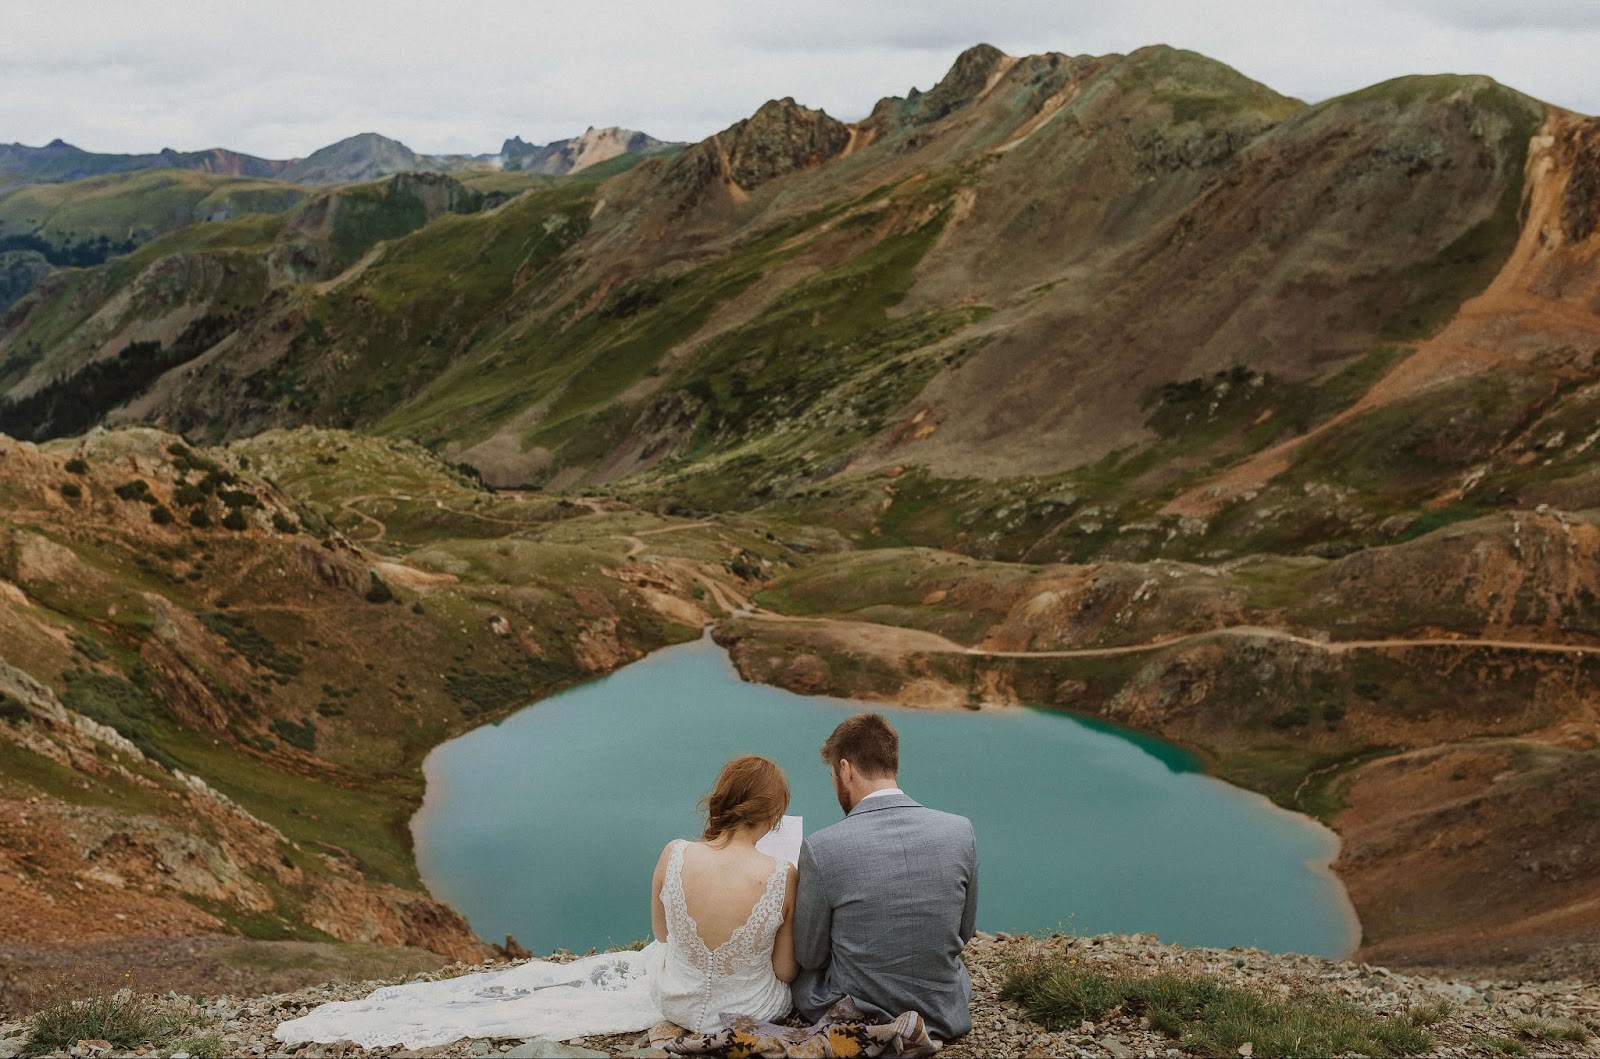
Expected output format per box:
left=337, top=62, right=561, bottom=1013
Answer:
left=3, top=933, right=1597, bottom=1058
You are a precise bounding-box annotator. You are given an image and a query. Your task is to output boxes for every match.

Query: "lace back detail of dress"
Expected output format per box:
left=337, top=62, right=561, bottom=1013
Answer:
left=663, top=839, right=787, bottom=976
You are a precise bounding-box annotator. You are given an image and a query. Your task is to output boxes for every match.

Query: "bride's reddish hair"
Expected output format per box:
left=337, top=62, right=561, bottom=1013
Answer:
left=700, top=755, right=789, bottom=842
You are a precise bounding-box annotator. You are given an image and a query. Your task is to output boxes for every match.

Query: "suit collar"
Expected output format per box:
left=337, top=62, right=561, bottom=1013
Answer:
left=846, top=791, right=921, bottom=818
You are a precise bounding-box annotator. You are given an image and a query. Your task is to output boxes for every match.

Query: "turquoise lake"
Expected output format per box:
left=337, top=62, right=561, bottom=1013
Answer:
left=412, top=635, right=1359, bottom=957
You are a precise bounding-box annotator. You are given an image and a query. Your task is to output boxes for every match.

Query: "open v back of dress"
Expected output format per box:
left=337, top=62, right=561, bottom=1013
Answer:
left=653, top=838, right=792, bottom=1031
left=664, top=839, right=786, bottom=962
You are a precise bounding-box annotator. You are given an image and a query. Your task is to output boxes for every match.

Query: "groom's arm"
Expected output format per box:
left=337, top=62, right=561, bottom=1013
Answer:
left=959, top=825, right=979, bottom=945
left=792, top=839, right=832, bottom=970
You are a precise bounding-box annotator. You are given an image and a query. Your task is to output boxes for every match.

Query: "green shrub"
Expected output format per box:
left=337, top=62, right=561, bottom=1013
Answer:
left=270, top=715, right=317, bottom=752
left=446, top=658, right=576, bottom=717
left=26, top=988, right=186, bottom=1051
left=188, top=508, right=212, bottom=528
left=59, top=481, right=82, bottom=500
left=65, top=457, right=89, bottom=474
left=1000, top=955, right=1433, bottom=1058
left=173, top=482, right=207, bottom=506
left=1509, top=1016, right=1591, bottom=1044
left=60, top=671, right=178, bottom=770
left=1271, top=706, right=1312, bottom=729
left=150, top=504, right=174, bottom=525
left=219, top=488, right=257, bottom=509
left=68, top=632, right=109, bottom=661
left=0, top=693, right=28, bottom=723
left=167, top=443, right=224, bottom=476
left=197, top=612, right=303, bottom=677
left=169, top=1030, right=225, bottom=1059
left=271, top=512, right=299, bottom=534
left=365, top=571, right=394, bottom=604
left=221, top=509, right=249, bottom=531
left=1406, top=1001, right=1452, bottom=1027
left=113, top=479, right=154, bottom=503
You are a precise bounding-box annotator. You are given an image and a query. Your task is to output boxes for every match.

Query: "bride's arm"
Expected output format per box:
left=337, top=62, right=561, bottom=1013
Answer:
left=770, top=864, right=799, bottom=983
left=650, top=844, right=670, bottom=943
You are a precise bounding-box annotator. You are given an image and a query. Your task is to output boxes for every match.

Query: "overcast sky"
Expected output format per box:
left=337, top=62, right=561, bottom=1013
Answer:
left=5, top=0, right=1598, bottom=159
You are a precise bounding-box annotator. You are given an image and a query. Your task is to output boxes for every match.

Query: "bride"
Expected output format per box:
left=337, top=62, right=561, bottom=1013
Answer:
left=274, top=755, right=797, bottom=1049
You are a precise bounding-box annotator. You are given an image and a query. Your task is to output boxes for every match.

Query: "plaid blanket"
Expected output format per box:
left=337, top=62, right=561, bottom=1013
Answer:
left=656, top=997, right=941, bottom=1058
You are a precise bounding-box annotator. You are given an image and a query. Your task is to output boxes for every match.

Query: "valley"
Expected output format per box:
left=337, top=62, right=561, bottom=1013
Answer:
left=2, top=39, right=1600, bottom=1007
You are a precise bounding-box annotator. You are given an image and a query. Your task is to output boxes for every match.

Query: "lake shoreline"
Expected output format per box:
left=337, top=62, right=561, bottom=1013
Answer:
left=412, top=630, right=1357, bottom=959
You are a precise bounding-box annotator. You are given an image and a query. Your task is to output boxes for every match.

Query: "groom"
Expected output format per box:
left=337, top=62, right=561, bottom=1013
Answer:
left=790, top=712, right=979, bottom=1040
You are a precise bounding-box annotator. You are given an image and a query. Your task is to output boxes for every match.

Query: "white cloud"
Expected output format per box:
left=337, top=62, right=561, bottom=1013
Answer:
left=0, top=0, right=1594, bottom=160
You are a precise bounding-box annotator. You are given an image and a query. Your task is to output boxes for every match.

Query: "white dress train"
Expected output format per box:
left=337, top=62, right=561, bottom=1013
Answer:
left=274, top=839, right=791, bottom=1049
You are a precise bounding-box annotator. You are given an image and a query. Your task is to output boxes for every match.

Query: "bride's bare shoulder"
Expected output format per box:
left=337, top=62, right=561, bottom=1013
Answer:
left=653, top=839, right=687, bottom=877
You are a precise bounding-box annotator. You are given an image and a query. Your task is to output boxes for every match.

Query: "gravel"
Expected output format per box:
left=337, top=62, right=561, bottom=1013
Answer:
left=3, top=933, right=1597, bottom=1057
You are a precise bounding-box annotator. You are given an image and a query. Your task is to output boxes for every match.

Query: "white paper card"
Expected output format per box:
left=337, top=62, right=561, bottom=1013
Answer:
left=756, top=815, right=803, bottom=867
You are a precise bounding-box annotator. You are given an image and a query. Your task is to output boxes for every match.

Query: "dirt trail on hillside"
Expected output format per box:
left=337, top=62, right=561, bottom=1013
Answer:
left=1163, top=110, right=1600, bottom=518
left=616, top=520, right=712, bottom=557
left=739, top=609, right=1600, bottom=661
left=338, top=495, right=390, bottom=541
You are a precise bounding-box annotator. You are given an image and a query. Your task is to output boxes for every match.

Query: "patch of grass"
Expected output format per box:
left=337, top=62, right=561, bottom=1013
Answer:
left=1473, top=1035, right=1530, bottom=1056
left=1510, top=1015, right=1592, bottom=1044
left=1406, top=1000, right=1452, bottom=1027
left=158, top=725, right=424, bottom=888
left=1000, top=957, right=1433, bottom=1058
left=169, top=1030, right=226, bottom=1059
left=1392, top=504, right=1486, bottom=543
left=326, top=173, right=483, bottom=270
left=1376, top=84, right=1540, bottom=342
left=1212, top=747, right=1393, bottom=823
left=25, top=988, right=187, bottom=1051
left=60, top=670, right=179, bottom=770
left=270, top=715, right=317, bottom=752
left=445, top=657, right=579, bottom=717
left=1289, top=371, right=1553, bottom=496
left=0, top=738, right=171, bottom=815
left=197, top=611, right=303, bottom=677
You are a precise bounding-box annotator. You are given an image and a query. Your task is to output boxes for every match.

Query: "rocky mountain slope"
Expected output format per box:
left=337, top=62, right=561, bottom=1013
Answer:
left=3, top=44, right=1586, bottom=509
left=2, top=40, right=1600, bottom=997
left=0, top=170, right=312, bottom=312
left=0, top=426, right=788, bottom=1008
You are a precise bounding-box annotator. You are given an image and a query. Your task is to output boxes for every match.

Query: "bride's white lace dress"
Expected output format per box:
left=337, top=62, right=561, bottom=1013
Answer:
left=274, top=839, right=792, bottom=1049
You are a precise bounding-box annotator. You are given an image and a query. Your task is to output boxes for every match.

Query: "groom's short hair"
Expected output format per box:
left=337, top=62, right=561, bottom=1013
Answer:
left=821, top=713, right=898, bottom=778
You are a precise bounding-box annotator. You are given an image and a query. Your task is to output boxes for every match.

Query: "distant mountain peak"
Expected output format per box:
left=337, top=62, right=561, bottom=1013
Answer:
left=500, top=126, right=677, bottom=175
left=277, top=133, right=419, bottom=185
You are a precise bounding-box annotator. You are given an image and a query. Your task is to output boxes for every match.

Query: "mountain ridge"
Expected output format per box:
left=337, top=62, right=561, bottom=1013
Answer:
left=0, top=125, right=679, bottom=188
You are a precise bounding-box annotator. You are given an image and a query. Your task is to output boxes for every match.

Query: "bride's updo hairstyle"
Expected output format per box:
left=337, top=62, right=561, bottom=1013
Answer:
left=700, top=755, right=789, bottom=842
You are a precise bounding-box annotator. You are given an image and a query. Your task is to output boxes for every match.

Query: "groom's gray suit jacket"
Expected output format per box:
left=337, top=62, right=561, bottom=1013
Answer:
left=790, top=792, right=979, bottom=1039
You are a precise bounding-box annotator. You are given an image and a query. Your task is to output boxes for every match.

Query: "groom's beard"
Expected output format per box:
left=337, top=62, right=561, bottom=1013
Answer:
left=833, top=772, right=852, bottom=816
